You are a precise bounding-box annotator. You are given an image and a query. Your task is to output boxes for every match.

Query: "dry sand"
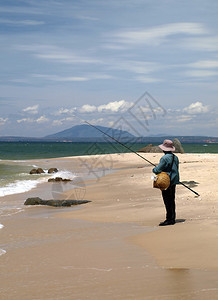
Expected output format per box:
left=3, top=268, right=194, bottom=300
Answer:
left=0, top=153, right=217, bottom=299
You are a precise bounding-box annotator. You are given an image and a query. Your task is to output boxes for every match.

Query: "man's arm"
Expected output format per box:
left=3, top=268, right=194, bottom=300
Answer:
left=152, top=157, right=167, bottom=174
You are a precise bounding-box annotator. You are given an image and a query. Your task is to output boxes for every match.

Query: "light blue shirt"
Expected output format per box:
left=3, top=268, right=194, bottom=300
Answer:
left=152, top=153, right=180, bottom=185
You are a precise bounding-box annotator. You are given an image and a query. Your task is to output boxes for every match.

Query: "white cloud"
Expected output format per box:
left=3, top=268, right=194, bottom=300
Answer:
left=53, top=100, right=134, bottom=117
left=32, top=73, right=111, bottom=82
left=33, top=74, right=88, bottom=82
left=174, top=115, right=193, bottom=123
left=184, top=70, right=218, bottom=77
left=56, top=100, right=134, bottom=116
left=89, top=74, right=112, bottom=80
left=98, top=100, right=133, bottom=112
left=110, top=61, right=161, bottom=74
left=52, top=120, right=63, bottom=126
left=10, top=78, right=30, bottom=83
left=23, top=105, right=39, bottom=114
left=52, top=116, right=75, bottom=126
left=0, top=18, right=45, bottom=26
left=60, top=117, right=75, bottom=123
left=18, top=45, right=102, bottom=65
left=0, top=117, right=8, bottom=126
left=136, top=76, right=162, bottom=83
left=189, top=60, right=218, bottom=69
left=76, top=15, right=99, bottom=21
left=17, top=115, right=49, bottom=124
left=54, top=107, right=76, bottom=115
left=17, top=118, right=34, bottom=123
left=181, top=37, right=218, bottom=51
left=36, top=116, right=49, bottom=123
left=88, top=118, right=104, bottom=125
left=112, top=23, right=207, bottom=46
left=36, top=53, right=100, bottom=64
left=0, top=6, right=44, bottom=15
left=79, top=104, right=97, bottom=113
left=183, top=102, right=209, bottom=114
left=102, top=43, right=127, bottom=50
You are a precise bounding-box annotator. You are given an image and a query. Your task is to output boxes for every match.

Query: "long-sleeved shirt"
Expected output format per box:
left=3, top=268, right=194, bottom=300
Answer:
left=152, top=153, right=180, bottom=185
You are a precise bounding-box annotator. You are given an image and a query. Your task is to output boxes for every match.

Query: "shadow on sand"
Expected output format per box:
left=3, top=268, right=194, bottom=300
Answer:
left=175, top=219, right=186, bottom=224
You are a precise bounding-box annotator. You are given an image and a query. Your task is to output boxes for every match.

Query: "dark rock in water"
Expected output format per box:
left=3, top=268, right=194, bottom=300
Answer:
left=48, top=168, right=58, bottom=173
left=137, top=138, right=185, bottom=153
left=30, top=168, right=37, bottom=174
left=30, top=168, right=45, bottom=174
left=30, top=167, right=59, bottom=174
left=37, top=168, right=45, bottom=173
left=48, top=177, right=72, bottom=182
left=24, top=197, right=91, bottom=207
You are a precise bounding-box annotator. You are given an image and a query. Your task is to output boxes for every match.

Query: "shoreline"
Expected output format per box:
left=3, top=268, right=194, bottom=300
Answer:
left=0, top=151, right=217, bottom=198
left=0, top=153, right=218, bottom=299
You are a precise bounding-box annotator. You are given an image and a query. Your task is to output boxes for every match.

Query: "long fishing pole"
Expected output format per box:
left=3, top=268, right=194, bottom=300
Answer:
left=82, top=120, right=200, bottom=196
left=179, top=182, right=200, bottom=196
left=84, top=120, right=156, bottom=166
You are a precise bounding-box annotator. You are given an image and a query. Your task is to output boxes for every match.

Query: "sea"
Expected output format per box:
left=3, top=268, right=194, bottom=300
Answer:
left=0, top=141, right=217, bottom=195
left=0, top=141, right=218, bottom=196
left=0, top=141, right=217, bottom=255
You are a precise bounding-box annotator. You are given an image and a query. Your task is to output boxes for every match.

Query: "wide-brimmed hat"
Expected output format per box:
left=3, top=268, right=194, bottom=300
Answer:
left=159, top=139, right=175, bottom=152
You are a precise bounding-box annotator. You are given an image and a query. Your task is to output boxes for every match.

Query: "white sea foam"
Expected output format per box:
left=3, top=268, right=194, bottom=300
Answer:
left=0, top=249, right=6, bottom=256
left=0, top=169, right=77, bottom=197
left=0, top=178, right=48, bottom=197
left=50, top=170, right=77, bottom=180
left=0, top=224, right=4, bottom=229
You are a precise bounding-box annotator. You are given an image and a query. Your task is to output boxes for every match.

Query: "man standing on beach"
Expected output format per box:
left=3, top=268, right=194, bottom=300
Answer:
left=152, top=140, right=180, bottom=226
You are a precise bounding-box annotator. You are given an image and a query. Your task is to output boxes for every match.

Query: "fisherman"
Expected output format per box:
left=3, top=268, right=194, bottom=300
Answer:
left=153, top=139, right=180, bottom=226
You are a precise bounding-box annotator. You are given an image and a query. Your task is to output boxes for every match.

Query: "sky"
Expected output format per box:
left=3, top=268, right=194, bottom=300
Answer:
left=0, top=0, right=218, bottom=137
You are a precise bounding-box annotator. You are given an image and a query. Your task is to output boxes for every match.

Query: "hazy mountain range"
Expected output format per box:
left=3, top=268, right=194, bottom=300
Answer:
left=46, top=124, right=134, bottom=139
left=0, top=124, right=217, bottom=143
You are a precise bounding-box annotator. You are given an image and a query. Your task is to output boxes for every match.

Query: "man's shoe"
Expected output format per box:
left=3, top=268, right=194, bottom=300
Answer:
left=159, top=220, right=175, bottom=226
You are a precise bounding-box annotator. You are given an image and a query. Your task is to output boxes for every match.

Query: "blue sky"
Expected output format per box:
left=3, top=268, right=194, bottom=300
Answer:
left=0, top=0, right=218, bottom=137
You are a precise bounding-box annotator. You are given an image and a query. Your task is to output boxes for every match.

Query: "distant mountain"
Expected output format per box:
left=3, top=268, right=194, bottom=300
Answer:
left=149, top=133, right=169, bottom=137
left=0, top=125, right=217, bottom=143
left=45, top=124, right=135, bottom=139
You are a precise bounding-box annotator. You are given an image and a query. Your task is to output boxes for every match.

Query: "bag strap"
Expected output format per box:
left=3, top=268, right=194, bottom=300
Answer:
left=169, top=154, right=175, bottom=171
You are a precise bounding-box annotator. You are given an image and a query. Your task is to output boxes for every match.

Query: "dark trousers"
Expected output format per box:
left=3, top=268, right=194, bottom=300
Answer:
left=161, top=185, right=176, bottom=221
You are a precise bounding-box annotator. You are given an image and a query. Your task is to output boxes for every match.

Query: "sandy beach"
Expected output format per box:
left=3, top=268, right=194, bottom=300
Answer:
left=0, top=152, right=217, bottom=299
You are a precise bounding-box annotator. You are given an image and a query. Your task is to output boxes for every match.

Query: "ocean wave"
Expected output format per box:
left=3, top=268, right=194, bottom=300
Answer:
left=51, top=170, right=77, bottom=180
left=18, top=171, right=49, bottom=177
left=0, top=178, right=48, bottom=197
left=0, top=170, right=77, bottom=197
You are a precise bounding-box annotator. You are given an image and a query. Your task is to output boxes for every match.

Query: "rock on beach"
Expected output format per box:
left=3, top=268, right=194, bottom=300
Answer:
left=48, top=177, right=72, bottom=182
left=29, top=167, right=59, bottom=174
left=24, top=197, right=91, bottom=207
left=29, top=168, right=45, bottom=174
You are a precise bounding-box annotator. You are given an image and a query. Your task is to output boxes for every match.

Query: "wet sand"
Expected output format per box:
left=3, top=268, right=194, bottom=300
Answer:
left=0, top=153, right=218, bottom=299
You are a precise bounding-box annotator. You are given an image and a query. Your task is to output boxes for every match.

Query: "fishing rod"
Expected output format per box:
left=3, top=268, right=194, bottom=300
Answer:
left=84, top=120, right=156, bottom=167
left=179, top=182, right=200, bottom=196
left=80, top=119, right=200, bottom=196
